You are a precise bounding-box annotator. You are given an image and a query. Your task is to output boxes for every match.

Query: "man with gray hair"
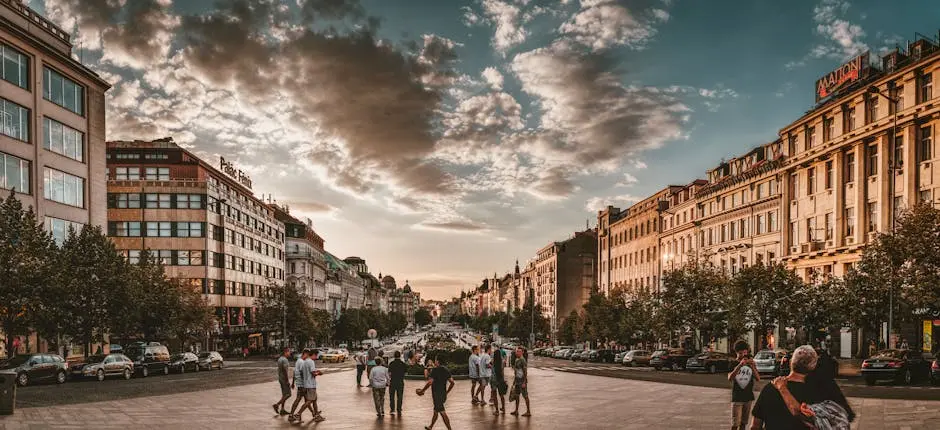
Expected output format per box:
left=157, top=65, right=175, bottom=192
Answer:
left=749, top=345, right=818, bottom=429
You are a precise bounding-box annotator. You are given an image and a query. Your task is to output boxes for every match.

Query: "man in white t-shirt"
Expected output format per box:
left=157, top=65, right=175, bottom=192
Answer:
left=469, top=345, right=481, bottom=405
left=478, top=344, right=493, bottom=406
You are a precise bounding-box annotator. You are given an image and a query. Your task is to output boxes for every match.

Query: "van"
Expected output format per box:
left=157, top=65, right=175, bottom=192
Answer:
left=124, top=342, right=171, bottom=377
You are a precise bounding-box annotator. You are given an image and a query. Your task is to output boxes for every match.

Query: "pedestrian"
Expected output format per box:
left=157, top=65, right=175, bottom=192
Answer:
left=868, top=339, right=877, bottom=358
left=370, top=357, right=390, bottom=417
left=356, top=347, right=368, bottom=387
left=728, top=341, right=759, bottom=430
left=490, top=345, right=507, bottom=415
left=388, top=351, right=407, bottom=416
left=510, top=347, right=530, bottom=417
left=292, top=349, right=325, bottom=423
left=899, top=337, right=910, bottom=350
left=750, top=345, right=820, bottom=429
left=272, top=347, right=292, bottom=416
left=417, top=354, right=455, bottom=430
left=468, top=345, right=481, bottom=404
left=478, top=344, right=493, bottom=406
left=807, top=346, right=854, bottom=422
left=286, top=349, right=310, bottom=421
left=367, top=345, right=378, bottom=376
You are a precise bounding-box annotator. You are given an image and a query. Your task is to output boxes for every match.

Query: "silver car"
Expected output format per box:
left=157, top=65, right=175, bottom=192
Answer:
left=753, top=349, right=786, bottom=375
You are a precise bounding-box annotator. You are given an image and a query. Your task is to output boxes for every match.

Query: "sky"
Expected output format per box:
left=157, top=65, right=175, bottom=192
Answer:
left=30, top=0, right=940, bottom=300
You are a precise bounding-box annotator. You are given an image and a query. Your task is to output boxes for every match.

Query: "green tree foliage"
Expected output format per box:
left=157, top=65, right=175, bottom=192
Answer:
left=508, top=300, right=550, bottom=343
left=659, top=257, right=729, bottom=348
left=582, top=291, right=620, bottom=346
left=386, top=311, right=408, bottom=335
left=255, top=282, right=326, bottom=347
left=730, top=262, right=803, bottom=350
left=414, top=308, right=433, bottom=326
left=557, top=310, right=583, bottom=345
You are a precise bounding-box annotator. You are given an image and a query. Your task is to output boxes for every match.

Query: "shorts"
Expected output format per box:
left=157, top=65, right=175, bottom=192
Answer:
left=296, top=387, right=307, bottom=397
left=305, top=388, right=317, bottom=402
left=479, top=376, right=490, bottom=386
left=279, top=380, right=291, bottom=397
left=513, top=378, right=527, bottom=397
left=432, top=392, right=447, bottom=412
left=470, top=377, right=479, bottom=383
left=489, top=377, right=501, bottom=390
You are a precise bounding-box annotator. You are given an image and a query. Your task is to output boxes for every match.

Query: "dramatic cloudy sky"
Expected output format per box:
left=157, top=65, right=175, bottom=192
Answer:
left=31, top=0, right=940, bottom=299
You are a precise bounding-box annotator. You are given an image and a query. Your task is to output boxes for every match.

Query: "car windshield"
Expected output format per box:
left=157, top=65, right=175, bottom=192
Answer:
left=171, top=354, right=187, bottom=361
left=651, top=350, right=667, bottom=357
left=872, top=350, right=904, bottom=359
left=125, top=347, right=143, bottom=359
left=198, top=352, right=211, bottom=358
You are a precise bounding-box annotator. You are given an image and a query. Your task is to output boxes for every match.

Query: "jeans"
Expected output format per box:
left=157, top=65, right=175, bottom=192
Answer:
left=731, top=401, right=752, bottom=430
left=389, top=382, right=404, bottom=412
left=372, top=388, right=387, bottom=415
left=356, top=365, right=366, bottom=385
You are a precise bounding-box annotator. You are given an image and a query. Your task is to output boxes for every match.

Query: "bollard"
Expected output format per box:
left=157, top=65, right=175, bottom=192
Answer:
left=0, top=370, right=16, bottom=415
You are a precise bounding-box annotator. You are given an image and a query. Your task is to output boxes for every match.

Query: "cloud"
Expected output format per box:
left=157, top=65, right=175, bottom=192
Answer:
left=616, top=172, right=638, bottom=187
left=559, top=0, right=670, bottom=51
left=414, top=221, right=489, bottom=233
left=283, top=200, right=337, bottom=214
left=481, top=67, right=504, bottom=90
left=788, top=0, right=868, bottom=68
left=480, top=0, right=529, bottom=54
left=585, top=194, right=640, bottom=212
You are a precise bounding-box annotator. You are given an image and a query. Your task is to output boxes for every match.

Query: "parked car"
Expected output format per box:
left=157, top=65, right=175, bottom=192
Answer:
left=570, top=350, right=586, bottom=361
left=553, top=348, right=571, bottom=359
left=71, top=353, right=134, bottom=381
left=686, top=352, right=737, bottom=373
left=562, top=349, right=576, bottom=360
left=861, top=349, right=932, bottom=385
left=168, top=353, right=200, bottom=373
left=622, top=350, right=651, bottom=367
left=125, top=342, right=171, bottom=377
left=198, top=351, right=224, bottom=370
left=320, top=349, right=347, bottom=363
left=753, top=349, right=788, bottom=375
left=0, top=353, right=68, bottom=386
left=591, top=350, right=617, bottom=363
left=650, top=348, right=694, bottom=371
left=614, top=351, right=628, bottom=363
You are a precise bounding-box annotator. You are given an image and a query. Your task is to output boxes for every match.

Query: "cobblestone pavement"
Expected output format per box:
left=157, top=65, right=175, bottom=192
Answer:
left=1, top=368, right=938, bottom=429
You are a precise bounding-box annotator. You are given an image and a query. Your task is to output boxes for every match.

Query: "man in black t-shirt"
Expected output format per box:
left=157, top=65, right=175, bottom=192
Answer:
left=728, top=341, right=759, bottom=430
left=387, top=351, right=408, bottom=415
left=751, top=345, right=818, bottom=430
left=418, top=355, right=455, bottom=430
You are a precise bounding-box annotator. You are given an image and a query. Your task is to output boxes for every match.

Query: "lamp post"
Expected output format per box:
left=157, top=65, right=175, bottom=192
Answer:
left=867, top=85, right=899, bottom=348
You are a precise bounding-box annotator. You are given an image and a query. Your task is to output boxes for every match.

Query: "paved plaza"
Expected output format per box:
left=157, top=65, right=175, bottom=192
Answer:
left=1, top=368, right=938, bottom=429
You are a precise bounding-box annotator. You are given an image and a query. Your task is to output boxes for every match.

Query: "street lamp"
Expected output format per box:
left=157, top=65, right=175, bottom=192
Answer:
left=867, top=85, right=899, bottom=349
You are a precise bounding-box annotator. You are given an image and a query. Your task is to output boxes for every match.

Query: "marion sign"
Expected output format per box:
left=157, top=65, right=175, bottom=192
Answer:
left=815, top=52, right=869, bottom=102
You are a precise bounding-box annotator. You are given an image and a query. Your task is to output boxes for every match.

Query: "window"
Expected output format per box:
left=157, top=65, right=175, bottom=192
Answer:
left=845, top=152, right=855, bottom=182
left=156, top=250, right=172, bottom=265
left=920, top=126, right=933, bottom=162
left=867, top=202, right=878, bottom=232
left=825, top=161, right=833, bottom=189
left=893, top=196, right=903, bottom=222
left=824, top=213, right=833, bottom=241
left=739, top=219, right=746, bottom=238
left=146, top=221, right=171, bottom=237
left=891, top=135, right=904, bottom=175
left=116, top=193, right=140, bottom=208
left=756, top=182, right=765, bottom=199
left=125, top=250, right=141, bottom=264
left=114, top=167, right=140, bottom=180
left=845, top=208, right=855, bottom=238
left=920, top=189, right=933, bottom=203
left=721, top=224, right=727, bottom=242
left=43, top=67, right=84, bottom=115
left=43, top=168, right=84, bottom=207
left=145, top=193, right=171, bottom=208
left=868, top=96, right=879, bottom=123
left=45, top=217, right=83, bottom=246
left=824, top=116, right=834, bottom=141
left=790, top=221, right=799, bottom=245
left=114, top=153, right=139, bottom=159
left=42, top=118, right=83, bottom=162
left=788, top=134, right=797, bottom=155
left=789, top=173, right=798, bottom=200
left=144, top=167, right=169, bottom=180
left=1, top=98, right=29, bottom=141
left=1, top=43, right=29, bottom=89
left=178, top=250, right=191, bottom=266
left=144, top=153, right=168, bottom=160
left=756, top=214, right=766, bottom=235
left=730, top=222, right=737, bottom=241
left=112, top=221, right=141, bottom=237
left=921, top=72, right=933, bottom=103
left=896, top=85, right=904, bottom=111
left=867, top=144, right=878, bottom=177
left=807, top=167, right=816, bottom=195
left=0, top=152, right=29, bottom=193
left=176, top=194, right=203, bottom=209
left=177, top=222, right=203, bottom=238
left=806, top=126, right=816, bottom=149
left=769, top=211, right=778, bottom=232
left=846, top=106, right=856, bottom=131
left=806, top=217, right=816, bottom=242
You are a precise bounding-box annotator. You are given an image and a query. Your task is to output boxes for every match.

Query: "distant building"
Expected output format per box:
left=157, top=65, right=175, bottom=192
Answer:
left=532, top=229, right=597, bottom=341
left=273, top=205, right=328, bottom=310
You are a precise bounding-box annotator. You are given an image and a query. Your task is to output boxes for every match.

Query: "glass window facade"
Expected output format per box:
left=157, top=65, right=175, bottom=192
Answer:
left=1, top=43, right=28, bottom=89
left=45, top=216, right=84, bottom=246
left=43, top=67, right=84, bottom=115
left=0, top=152, right=29, bottom=193
left=43, top=168, right=84, bottom=207
left=43, top=117, right=83, bottom=161
left=1, top=98, right=29, bottom=141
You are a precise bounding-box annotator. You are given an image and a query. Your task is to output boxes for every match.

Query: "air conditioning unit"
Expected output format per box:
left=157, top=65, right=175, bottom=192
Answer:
left=846, top=236, right=855, bottom=245
left=790, top=245, right=799, bottom=254
left=826, top=240, right=834, bottom=248
left=801, top=243, right=811, bottom=253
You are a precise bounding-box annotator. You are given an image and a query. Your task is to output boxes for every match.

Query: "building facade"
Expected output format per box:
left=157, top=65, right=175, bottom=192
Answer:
left=106, top=138, right=285, bottom=351
left=324, top=252, right=364, bottom=318
left=532, top=229, right=597, bottom=340
left=274, top=205, right=328, bottom=310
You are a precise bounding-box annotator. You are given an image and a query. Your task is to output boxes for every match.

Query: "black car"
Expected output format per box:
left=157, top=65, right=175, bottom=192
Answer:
left=169, top=352, right=200, bottom=373
left=861, top=349, right=932, bottom=385
left=591, top=350, right=617, bottom=363
left=0, top=353, right=68, bottom=386
left=198, top=351, right=224, bottom=370
left=124, top=342, right=171, bottom=377
left=71, top=353, right=134, bottom=381
left=650, top=348, right=694, bottom=371
left=686, top=352, right=737, bottom=373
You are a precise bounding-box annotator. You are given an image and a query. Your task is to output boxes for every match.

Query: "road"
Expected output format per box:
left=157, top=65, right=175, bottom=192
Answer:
left=13, top=359, right=356, bottom=409
left=529, top=356, right=940, bottom=400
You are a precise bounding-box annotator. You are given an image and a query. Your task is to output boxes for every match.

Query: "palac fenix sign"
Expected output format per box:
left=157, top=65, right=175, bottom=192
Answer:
left=815, top=51, right=870, bottom=102
left=220, top=157, right=253, bottom=189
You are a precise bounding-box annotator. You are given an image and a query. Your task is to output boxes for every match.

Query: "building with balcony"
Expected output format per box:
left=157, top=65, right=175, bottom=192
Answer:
left=531, top=229, right=596, bottom=340
left=274, top=205, right=327, bottom=310
left=106, top=138, right=285, bottom=351
left=658, top=180, right=708, bottom=272
left=324, top=251, right=364, bottom=318
left=384, top=275, right=419, bottom=326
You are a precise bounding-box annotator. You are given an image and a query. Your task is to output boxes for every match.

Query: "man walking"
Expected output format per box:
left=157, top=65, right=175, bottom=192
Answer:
left=468, top=345, right=481, bottom=404
left=510, top=347, right=530, bottom=417
left=272, top=348, right=292, bottom=416
left=728, top=340, right=759, bottom=430
left=370, top=357, right=390, bottom=417
left=478, top=344, right=493, bottom=406
left=286, top=349, right=309, bottom=421
left=388, top=351, right=407, bottom=415
left=490, top=345, right=507, bottom=415
left=418, top=355, right=455, bottom=430
left=293, top=349, right=325, bottom=423
left=356, top=347, right=368, bottom=387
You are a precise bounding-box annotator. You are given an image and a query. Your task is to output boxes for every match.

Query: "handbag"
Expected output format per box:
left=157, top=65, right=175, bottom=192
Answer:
left=508, top=383, right=519, bottom=402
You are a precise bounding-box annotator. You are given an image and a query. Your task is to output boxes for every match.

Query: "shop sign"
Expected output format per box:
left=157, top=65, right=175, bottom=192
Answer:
left=924, top=320, right=934, bottom=353
left=815, top=52, right=869, bottom=102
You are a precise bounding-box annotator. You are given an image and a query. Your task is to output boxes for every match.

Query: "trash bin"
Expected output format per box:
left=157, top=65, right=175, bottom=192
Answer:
left=0, top=370, right=15, bottom=415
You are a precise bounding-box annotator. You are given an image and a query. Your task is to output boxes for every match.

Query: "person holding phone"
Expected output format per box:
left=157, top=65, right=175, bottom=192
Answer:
left=729, top=341, right=759, bottom=430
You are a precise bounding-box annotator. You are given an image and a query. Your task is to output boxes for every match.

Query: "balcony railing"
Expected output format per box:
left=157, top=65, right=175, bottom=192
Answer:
left=3, top=0, right=71, bottom=44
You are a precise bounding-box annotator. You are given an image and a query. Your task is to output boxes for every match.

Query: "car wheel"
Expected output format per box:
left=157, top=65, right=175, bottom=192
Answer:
left=163, top=365, right=169, bottom=376
left=56, top=370, right=66, bottom=384
left=141, top=366, right=149, bottom=377
left=219, top=362, right=223, bottom=369
left=671, top=362, right=681, bottom=372
left=16, top=372, right=28, bottom=387
left=96, top=369, right=105, bottom=382
left=708, top=364, right=717, bottom=374
left=865, top=376, right=876, bottom=386
left=123, top=368, right=132, bottom=380
left=900, top=369, right=912, bottom=385
left=195, top=363, right=200, bottom=372
left=179, top=365, right=185, bottom=374
left=654, top=366, right=661, bottom=371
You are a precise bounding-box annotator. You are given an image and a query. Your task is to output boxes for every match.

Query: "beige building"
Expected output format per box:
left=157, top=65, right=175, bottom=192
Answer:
left=106, top=138, right=286, bottom=351
left=597, top=188, right=675, bottom=295
left=658, top=180, right=707, bottom=272
left=532, top=230, right=596, bottom=340
left=0, top=0, right=110, bottom=244
left=274, top=205, right=328, bottom=310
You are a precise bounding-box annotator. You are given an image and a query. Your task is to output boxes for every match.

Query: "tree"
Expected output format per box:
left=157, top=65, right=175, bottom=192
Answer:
left=557, top=310, right=583, bottom=345
left=622, top=286, right=658, bottom=347
left=414, top=308, right=433, bottom=327
left=659, top=257, right=729, bottom=350
left=0, top=191, right=58, bottom=355
left=170, top=278, right=215, bottom=348
left=730, top=262, right=803, bottom=350
left=508, top=299, right=550, bottom=344
left=333, top=308, right=367, bottom=344
left=581, top=291, right=620, bottom=347
left=386, top=311, right=408, bottom=335
left=255, top=282, right=318, bottom=348
left=794, top=277, right=850, bottom=345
